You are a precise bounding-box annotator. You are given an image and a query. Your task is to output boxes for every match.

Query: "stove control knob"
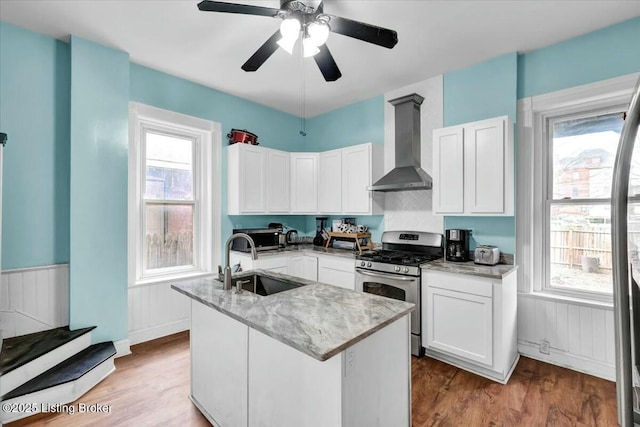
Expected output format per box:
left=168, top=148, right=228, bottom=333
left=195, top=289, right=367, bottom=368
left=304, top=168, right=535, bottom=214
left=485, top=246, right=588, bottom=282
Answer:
left=367, top=262, right=372, bottom=268
left=360, top=261, right=366, bottom=267
left=403, top=267, right=409, bottom=273
left=394, top=266, right=400, bottom=272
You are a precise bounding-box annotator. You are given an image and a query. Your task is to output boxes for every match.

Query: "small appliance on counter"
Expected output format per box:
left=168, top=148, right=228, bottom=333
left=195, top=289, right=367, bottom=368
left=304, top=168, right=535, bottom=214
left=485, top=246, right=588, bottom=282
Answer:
left=474, top=245, right=501, bottom=266
left=231, top=228, right=279, bottom=252
left=445, top=229, right=471, bottom=262
left=268, top=222, right=287, bottom=247
left=286, top=229, right=299, bottom=245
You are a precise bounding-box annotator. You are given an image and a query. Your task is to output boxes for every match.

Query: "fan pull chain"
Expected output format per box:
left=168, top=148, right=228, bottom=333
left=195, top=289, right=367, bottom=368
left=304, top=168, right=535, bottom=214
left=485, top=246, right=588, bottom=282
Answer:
left=300, top=36, right=307, bottom=137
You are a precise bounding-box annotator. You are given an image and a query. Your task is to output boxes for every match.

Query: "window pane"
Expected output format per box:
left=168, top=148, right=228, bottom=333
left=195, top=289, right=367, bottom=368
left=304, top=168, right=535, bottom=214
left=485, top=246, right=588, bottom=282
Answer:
left=145, top=132, right=193, bottom=200
left=145, top=204, right=194, bottom=269
left=552, top=112, right=624, bottom=200
left=549, top=203, right=611, bottom=293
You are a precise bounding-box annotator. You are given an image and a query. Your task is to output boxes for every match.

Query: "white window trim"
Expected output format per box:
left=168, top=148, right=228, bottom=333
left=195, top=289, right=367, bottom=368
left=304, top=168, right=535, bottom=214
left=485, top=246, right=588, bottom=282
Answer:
left=517, top=72, right=640, bottom=303
left=128, top=102, right=222, bottom=287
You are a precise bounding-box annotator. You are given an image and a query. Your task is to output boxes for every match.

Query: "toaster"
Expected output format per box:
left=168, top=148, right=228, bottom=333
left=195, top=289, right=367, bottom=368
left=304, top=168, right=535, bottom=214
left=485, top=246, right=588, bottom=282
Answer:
left=474, top=245, right=501, bottom=266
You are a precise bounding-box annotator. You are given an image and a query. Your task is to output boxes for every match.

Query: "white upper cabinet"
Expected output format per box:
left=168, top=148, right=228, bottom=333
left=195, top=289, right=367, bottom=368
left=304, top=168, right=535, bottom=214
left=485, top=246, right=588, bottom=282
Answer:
left=432, top=127, right=464, bottom=214
left=290, top=152, right=319, bottom=213
left=266, top=149, right=290, bottom=213
left=227, top=143, right=266, bottom=214
left=432, top=116, right=514, bottom=216
left=318, top=149, right=342, bottom=214
left=229, top=143, right=383, bottom=215
left=341, top=143, right=383, bottom=215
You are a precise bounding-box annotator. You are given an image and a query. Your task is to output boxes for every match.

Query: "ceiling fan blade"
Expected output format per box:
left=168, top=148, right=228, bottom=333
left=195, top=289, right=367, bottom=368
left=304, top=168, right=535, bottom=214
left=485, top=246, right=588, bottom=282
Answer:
left=241, top=30, right=281, bottom=72
left=316, top=1, right=324, bottom=14
left=197, top=1, right=281, bottom=17
left=314, top=44, right=342, bottom=82
left=326, top=15, right=398, bottom=49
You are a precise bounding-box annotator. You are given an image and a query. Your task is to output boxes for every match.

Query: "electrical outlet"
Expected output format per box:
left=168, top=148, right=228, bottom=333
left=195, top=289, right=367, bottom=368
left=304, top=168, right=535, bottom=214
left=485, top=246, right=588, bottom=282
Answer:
left=540, top=339, right=550, bottom=355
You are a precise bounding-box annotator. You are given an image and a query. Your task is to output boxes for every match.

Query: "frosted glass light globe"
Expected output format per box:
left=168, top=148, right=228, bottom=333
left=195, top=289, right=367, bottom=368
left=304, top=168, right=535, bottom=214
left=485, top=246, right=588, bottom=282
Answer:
left=279, top=18, right=301, bottom=39
left=307, top=21, right=329, bottom=46
left=302, top=36, right=320, bottom=57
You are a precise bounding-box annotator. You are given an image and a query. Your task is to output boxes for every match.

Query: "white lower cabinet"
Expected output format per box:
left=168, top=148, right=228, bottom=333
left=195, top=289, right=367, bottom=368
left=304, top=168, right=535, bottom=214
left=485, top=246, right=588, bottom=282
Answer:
left=288, top=255, right=318, bottom=281
left=422, top=269, right=518, bottom=383
left=317, top=255, right=355, bottom=290
left=191, top=301, right=248, bottom=427
left=191, top=300, right=411, bottom=427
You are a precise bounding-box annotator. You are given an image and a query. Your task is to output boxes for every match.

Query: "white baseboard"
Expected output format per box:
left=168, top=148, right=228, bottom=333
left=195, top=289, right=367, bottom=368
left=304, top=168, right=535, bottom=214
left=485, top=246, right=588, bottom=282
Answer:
left=518, top=340, right=615, bottom=381
left=114, top=338, right=131, bottom=358
left=128, top=318, right=190, bottom=346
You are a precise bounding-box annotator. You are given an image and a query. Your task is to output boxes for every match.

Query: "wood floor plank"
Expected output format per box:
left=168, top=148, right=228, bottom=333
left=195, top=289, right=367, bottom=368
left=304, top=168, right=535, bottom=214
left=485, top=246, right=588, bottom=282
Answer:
left=8, top=332, right=618, bottom=426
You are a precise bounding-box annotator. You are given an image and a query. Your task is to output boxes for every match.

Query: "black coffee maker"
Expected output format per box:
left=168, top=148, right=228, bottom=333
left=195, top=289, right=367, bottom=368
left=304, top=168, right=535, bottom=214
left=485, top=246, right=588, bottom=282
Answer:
left=445, top=229, right=471, bottom=262
left=314, top=217, right=329, bottom=246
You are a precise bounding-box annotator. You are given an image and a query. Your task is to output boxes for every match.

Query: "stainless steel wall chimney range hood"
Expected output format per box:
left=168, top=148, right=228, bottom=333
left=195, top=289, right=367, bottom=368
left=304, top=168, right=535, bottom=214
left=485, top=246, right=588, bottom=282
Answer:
left=368, top=93, right=433, bottom=192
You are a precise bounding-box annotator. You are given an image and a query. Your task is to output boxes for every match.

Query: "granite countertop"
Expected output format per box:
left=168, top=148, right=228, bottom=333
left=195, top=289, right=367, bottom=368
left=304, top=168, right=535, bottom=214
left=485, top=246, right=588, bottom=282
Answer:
left=422, top=259, right=518, bottom=280
left=171, top=270, right=414, bottom=361
left=233, top=244, right=360, bottom=259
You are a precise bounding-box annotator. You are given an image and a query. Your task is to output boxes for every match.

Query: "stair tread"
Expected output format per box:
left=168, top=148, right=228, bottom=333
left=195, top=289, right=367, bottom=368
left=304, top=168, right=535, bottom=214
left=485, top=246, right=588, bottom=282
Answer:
left=0, top=326, right=96, bottom=376
left=2, top=341, right=116, bottom=401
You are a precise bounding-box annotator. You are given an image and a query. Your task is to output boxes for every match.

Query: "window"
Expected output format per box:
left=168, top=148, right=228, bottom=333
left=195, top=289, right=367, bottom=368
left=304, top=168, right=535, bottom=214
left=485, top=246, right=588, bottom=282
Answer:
left=517, top=73, right=639, bottom=302
left=546, top=110, right=624, bottom=295
left=129, top=103, right=221, bottom=285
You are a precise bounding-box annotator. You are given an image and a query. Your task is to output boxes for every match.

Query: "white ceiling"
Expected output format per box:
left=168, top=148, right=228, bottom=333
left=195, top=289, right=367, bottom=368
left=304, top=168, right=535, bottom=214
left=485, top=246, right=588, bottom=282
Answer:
left=1, top=1, right=639, bottom=117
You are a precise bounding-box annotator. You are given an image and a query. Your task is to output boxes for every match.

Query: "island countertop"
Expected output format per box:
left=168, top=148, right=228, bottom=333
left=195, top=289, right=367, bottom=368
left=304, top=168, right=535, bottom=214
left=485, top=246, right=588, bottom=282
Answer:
left=171, top=270, right=414, bottom=362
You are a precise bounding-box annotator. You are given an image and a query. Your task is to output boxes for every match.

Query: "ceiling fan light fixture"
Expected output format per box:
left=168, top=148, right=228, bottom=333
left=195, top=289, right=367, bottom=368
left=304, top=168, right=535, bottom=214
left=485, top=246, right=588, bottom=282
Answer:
left=302, top=36, right=320, bottom=57
left=277, top=36, right=298, bottom=55
left=279, top=17, right=301, bottom=39
left=307, top=21, right=329, bottom=46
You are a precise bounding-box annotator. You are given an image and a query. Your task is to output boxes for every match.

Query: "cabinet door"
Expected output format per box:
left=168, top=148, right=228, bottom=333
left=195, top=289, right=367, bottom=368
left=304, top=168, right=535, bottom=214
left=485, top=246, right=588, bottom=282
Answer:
left=318, top=149, right=342, bottom=213
left=266, top=149, right=290, bottom=213
left=464, top=118, right=505, bottom=214
left=303, top=256, right=318, bottom=282
left=342, top=144, right=372, bottom=214
left=425, top=286, right=493, bottom=366
left=288, top=256, right=304, bottom=279
left=432, top=127, right=464, bottom=214
left=240, top=145, right=267, bottom=213
left=290, top=153, right=318, bottom=213
left=191, top=301, right=248, bottom=427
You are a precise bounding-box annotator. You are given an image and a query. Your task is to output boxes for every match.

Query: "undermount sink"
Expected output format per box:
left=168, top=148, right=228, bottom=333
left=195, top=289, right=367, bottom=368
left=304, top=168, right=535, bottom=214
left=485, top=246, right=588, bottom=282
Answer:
left=230, top=274, right=304, bottom=296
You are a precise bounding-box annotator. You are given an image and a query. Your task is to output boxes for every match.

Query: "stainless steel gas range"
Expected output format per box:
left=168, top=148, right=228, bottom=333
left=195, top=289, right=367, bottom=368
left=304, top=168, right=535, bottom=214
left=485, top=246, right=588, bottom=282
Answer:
left=354, top=231, right=444, bottom=356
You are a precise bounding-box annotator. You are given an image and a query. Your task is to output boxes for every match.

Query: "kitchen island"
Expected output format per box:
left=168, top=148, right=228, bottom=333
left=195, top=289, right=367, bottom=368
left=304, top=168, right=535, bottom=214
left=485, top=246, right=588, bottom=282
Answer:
left=172, top=270, right=414, bottom=427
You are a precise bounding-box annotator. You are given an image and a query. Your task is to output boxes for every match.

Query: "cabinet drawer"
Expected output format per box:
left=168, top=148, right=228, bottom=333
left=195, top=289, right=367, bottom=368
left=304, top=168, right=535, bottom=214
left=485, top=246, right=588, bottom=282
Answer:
left=423, top=270, right=492, bottom=297
left=317, top=256, right=354, bottom=273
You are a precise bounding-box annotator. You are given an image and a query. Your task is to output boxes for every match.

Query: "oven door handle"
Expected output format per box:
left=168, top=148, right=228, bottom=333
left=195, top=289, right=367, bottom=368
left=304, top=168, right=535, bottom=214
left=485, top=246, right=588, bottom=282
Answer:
left=356, top=269, right=418, bottom=282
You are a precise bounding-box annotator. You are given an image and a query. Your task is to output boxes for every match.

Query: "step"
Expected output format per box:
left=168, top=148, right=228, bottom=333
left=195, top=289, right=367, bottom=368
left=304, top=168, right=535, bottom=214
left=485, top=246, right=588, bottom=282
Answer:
left=0, top=326, right=95, bottom=397
left=1, top=341, right=116, bottom=424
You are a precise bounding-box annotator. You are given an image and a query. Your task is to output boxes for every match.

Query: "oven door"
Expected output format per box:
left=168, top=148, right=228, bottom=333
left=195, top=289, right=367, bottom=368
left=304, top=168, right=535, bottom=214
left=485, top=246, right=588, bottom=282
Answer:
left=355, top=268, right=420, bottom=336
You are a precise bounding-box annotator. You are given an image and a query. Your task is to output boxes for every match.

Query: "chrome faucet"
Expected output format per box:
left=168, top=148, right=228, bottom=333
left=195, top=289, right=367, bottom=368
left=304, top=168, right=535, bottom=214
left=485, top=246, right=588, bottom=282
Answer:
left=222, top=233, right=258, bottom=292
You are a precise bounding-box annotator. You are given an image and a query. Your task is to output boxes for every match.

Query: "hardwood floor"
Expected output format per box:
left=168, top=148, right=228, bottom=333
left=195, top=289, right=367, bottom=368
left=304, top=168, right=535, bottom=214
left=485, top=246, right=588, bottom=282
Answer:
left=9, top=332, right=618, bottom=426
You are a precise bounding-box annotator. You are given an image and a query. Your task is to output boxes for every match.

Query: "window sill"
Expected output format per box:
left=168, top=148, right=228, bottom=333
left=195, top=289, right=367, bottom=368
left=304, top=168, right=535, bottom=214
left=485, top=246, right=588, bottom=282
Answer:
left=130, top=270, right=214, bottom=288
left=519, top=290, right=613, bottom=310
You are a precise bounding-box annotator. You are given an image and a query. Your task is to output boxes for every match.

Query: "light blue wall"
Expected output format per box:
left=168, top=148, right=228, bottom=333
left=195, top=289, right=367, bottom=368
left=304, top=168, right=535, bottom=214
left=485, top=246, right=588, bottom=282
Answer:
left=69, top=36, right=129, bottom=344
left=0, top=22, right=70, bottom=269
left=303, top=96, right=386, bottom=241
left=129, top=63, right=309, bottom=254
left=518, top=17, right=640, bottom=99
left=443, top=53, right=518, bottom=253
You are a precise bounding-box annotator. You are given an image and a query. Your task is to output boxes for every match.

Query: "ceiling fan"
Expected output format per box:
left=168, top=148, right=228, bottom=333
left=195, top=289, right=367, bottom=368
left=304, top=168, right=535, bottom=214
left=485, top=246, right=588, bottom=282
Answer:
left=197, top=0, right=398, bottom=82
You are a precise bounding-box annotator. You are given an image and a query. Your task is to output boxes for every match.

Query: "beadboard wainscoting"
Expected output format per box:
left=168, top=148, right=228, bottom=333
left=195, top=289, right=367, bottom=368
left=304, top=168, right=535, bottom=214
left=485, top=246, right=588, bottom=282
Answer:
left=128, top=282, right=191, bottom=345
left=0, top=264, right=69, bottom=338
left=517, top=294, right=615, bottom=381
